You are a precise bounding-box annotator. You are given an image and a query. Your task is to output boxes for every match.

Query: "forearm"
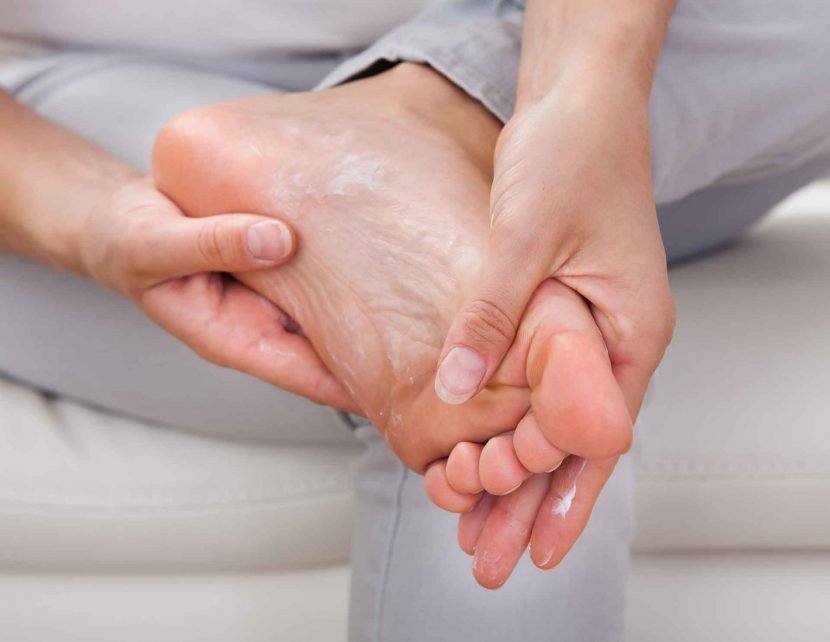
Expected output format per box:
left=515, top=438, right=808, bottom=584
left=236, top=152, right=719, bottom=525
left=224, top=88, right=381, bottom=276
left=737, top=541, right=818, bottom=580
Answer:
left=0, top=90, right=140, bottom=274
left=516, top=0, right=676, bottom=108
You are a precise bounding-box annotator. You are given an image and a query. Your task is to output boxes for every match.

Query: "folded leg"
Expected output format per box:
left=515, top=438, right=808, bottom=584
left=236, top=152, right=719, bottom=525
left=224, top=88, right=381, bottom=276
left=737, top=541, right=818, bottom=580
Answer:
left=350, top=426, right=634, bottom=642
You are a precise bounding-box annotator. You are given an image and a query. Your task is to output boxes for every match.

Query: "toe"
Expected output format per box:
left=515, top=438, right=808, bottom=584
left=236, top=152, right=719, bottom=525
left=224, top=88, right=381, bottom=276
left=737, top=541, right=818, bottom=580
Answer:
left=471, top=474, right=550, bottom=589
left=424, top=460, right=482, bottom=513
left=529, top=456, right=618, bottom=569
left=513, top=412, right=568, bottom=474
left=479, top=432, right=532, bottom=496
left=446, top=442, right=485, bottom=494
left=457, top=492, right=494, bottom=555
left=525, top=282, right=632, bottom=460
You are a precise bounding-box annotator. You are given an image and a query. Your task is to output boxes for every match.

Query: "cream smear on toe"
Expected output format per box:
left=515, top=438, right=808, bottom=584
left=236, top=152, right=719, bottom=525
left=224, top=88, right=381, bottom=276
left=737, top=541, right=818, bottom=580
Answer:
left=551, top=459, right=587, bottom=519
left=552, top=484, right=577, bottom=519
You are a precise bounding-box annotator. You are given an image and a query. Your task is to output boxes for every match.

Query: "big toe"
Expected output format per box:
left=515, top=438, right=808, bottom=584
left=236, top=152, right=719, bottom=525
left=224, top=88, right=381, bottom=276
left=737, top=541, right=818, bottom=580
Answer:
left=525, top=282, right=632, bottom=460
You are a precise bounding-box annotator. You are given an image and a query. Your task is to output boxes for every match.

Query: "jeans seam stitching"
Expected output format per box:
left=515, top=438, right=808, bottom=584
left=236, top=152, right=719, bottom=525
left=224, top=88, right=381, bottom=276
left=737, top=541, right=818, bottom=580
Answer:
left=375, top=463, right=408, bottom=642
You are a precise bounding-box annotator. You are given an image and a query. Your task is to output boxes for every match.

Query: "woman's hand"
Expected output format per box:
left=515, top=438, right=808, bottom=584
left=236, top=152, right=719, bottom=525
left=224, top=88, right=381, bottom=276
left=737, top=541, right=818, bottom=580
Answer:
left=81, top=177, right=357, bottom=410
left=435, top=0, right=677, bottom=425
left=437, top=75, right=674, bottom=421
left=0, top=89, right=355, bottom=411
left=427, top=0, right=679, bottom=586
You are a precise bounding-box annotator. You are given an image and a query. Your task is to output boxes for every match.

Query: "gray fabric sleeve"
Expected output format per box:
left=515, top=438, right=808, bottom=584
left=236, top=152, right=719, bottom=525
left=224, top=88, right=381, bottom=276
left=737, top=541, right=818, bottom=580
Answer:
left=317, top=1, right=524, bottom=123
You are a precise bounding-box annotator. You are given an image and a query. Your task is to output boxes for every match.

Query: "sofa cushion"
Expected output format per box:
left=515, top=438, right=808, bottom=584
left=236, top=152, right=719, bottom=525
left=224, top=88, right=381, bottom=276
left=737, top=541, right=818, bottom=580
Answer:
left=635, top=182, right=830, bottom=551
left=0, top=377, right=362, bottom=571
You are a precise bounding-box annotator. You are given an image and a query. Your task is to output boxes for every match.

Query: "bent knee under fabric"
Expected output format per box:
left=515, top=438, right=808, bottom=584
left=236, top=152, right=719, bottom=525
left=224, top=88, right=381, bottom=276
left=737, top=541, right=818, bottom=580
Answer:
left=348, top=427, right=634, bottom=642
left=0, top=54, right=352, bottom=443
left=659, top=154, right=830, bottom=264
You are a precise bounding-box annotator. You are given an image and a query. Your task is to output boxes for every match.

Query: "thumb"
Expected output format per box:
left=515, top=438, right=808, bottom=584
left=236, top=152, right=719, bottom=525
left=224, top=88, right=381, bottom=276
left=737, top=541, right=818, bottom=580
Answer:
left=138, top=214, right=295, bottom=281
left=435, top=238, right=548, bottom=405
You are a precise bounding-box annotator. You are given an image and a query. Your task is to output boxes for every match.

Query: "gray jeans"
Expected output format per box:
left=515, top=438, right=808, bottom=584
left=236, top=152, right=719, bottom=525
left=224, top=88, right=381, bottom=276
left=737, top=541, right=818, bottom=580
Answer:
left=1, top=1, right=829, bottom=640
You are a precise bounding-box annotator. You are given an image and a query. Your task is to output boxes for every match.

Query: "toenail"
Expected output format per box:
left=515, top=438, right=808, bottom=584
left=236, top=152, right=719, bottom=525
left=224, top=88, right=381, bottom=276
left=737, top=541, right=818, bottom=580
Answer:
left=247, top=221, right=292, bottom=261
left=499, top=482, right=522, bottom=496
left=435, top=346, right=486, bottom=405
left=537, top=548, right=555, bottom=569
left=546, top=460, right=564, bottom=473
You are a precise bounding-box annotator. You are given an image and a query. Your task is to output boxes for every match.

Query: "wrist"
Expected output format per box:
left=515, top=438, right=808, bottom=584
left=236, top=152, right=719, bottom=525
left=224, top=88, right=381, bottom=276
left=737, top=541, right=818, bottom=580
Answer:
left=0, top=90, right=141, bottom=276
left=11, top=162, right=140, bottom=278
left=516, top=0, right=674, bottom=109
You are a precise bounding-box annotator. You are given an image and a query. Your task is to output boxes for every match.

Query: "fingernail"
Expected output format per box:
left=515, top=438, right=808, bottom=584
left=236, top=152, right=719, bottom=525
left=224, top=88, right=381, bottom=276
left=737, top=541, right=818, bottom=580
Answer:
left=247, top=221, right=292, bottom=261
left=434, top=346, right=486, bottom=405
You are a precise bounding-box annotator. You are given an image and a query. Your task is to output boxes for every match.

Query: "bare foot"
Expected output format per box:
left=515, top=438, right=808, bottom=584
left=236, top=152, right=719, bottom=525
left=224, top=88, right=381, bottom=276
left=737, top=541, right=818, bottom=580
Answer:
left=454, top=453, right=620, bottom=588
left=153, top=64, right=631, bottom=584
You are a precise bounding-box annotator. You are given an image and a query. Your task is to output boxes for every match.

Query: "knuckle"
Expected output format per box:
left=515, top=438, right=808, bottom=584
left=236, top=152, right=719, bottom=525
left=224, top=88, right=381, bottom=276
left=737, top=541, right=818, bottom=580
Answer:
left=489, top=207, right=540, bottom=256
left=197, top=222, right=229, bottom=266
left=489, top=180, right=524, bottom=229
left=110, top=222, right=153, bottom=295
left=460, top=298, right=517, bottom=347
left=121, top=223, right=150, bottom=273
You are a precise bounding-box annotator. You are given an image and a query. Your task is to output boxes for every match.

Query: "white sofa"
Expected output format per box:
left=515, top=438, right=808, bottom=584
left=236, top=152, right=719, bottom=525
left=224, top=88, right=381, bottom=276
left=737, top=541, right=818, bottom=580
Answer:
left=0, top=182, right=828, bottom=642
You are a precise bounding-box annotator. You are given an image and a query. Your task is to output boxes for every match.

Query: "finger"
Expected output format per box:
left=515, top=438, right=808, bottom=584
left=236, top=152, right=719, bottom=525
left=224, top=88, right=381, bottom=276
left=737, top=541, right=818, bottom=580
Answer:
left=424, top=460, right=482, bottom=514
left=529, top=456, right=618, bottom=570
left=137, top=214, right=295, bottom=281
left=472, top=474, right=551, bottom=589
left=232, top=321, right=358, bottom=412
left=479, top=432, right=532, bottom=496
left=446, top=442, right=485, bottom=495
left=434, top=228, right=551, bottom=406
left=458, top=493, right=495, bottom=555
left=141, top=276, right=358, bottom=412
